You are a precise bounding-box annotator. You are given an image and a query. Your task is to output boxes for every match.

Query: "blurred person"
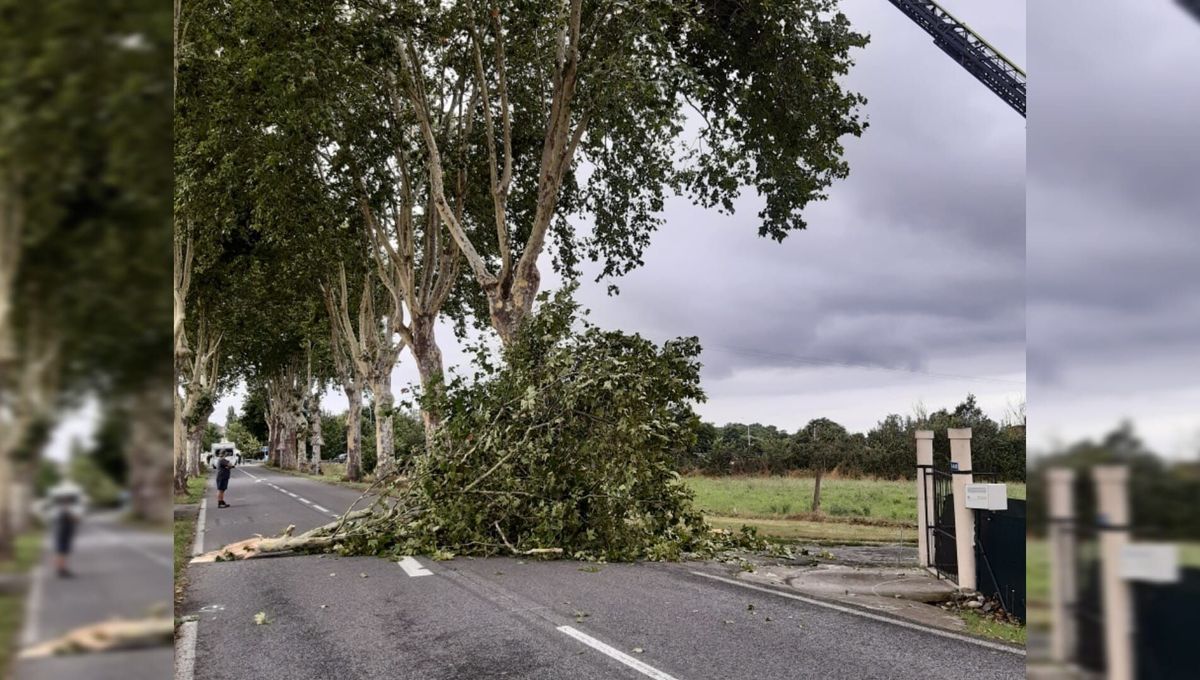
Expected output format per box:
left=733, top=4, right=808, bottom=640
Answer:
left=47, top=481, right=84, bottom=578
left=216, top=452, right=233, bottom=508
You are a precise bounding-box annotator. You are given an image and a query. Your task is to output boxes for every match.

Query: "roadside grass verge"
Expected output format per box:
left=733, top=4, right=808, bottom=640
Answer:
left=1, top=531, right=45, bottom=676
left=959, top=610, right=1027, bottom=646
left=174, top=475, right=208, bottom=615
left=688, top=475, right=1025, bottom=544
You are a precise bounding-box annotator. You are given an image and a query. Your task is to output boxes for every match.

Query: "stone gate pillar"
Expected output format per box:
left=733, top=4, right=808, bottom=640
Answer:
left=1094, top=465, right=1133, bottom=680
left=948, top=428, right=976, bottom=591
left=915, top=431, right=934, bottom=568
left=1047, top=467, right=1077, bottom=664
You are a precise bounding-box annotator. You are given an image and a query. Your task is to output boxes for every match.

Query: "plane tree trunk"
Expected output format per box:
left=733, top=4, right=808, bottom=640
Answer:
left=343, top=384, right=363, bottom=481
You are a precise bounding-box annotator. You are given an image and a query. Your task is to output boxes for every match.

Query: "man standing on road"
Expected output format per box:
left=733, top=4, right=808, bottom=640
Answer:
left=216, top=453, right=233, bottom=508
left=46, top=482, right=83, bottom=578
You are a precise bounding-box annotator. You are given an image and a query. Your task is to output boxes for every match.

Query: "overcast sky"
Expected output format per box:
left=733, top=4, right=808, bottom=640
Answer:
left=205, top=0, right=1030, bottom=440
left=1027, top=0, right=1200, bottom=459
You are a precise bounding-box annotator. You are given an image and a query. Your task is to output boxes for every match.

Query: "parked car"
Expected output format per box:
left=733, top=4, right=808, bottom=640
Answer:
left=336, top=453, right=347, bottom=464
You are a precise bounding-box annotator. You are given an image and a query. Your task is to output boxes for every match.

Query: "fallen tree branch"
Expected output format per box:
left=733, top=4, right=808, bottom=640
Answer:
left=19, top=617, right=173, bottom=658
left=494, top=521, right=563, bottom=556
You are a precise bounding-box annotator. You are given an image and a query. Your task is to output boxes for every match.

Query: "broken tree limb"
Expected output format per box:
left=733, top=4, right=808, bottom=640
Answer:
left=19, top=617, right=173, bottom=658
left=494, top=522, right=563, bottom=556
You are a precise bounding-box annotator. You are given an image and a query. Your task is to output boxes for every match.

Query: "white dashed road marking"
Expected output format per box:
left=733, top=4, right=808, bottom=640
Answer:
left=238, top=467, right=341, bottom=519
left=557, top=626, right=680, bottom=680
left=398, top=556, right=433, bottom=577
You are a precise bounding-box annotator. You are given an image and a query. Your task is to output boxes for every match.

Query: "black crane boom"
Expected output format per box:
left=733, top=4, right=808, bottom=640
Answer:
left=885, top=0, right=1026, bottom=117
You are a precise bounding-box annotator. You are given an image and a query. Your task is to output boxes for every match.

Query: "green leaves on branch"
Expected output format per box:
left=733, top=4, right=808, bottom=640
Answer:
left=329, top=287, right=767, bottom=561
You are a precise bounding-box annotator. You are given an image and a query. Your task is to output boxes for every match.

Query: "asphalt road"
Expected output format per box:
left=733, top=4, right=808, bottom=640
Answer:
left=16, top=512, right=173, bottom=680
left=195, top=462, right=362, bottom=554
left=182, top=463, right=1024, bottom=680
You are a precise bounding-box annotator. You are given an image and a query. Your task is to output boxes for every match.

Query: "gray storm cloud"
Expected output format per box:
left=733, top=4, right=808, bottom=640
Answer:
left=1028, top=0, right=1200, bottom=455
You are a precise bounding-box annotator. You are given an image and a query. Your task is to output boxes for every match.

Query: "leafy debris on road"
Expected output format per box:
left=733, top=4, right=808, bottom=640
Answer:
left=254, top=612, right=270, bottom=625
left=197, top=299, right=780, bottom=565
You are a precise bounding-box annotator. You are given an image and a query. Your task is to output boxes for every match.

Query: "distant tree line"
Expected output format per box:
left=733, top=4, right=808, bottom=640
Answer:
left=675, top=394, right=1026, bottom=482
left=219, top=392, right=1024, bottom=485
left=1026, top=424, right=1200, bottom=540
left=227, top=391, right=424, bottom=475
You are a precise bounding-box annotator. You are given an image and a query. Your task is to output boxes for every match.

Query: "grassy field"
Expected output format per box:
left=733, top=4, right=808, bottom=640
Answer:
left=1, top=531, right=45, bottom=677
left=685, top=475, right=1026, bottom=544
left=174, top=475, right=208, bottom=614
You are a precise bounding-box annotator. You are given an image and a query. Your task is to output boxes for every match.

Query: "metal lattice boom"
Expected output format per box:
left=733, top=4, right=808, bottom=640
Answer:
left=885, top=0, right=1026, bottom=117
left=1181, top=0, right=1200, bottom=22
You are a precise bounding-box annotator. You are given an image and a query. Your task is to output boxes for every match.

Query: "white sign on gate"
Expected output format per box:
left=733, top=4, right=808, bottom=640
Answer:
left=964, top=483, right=1007, bottom=510
left=1120, top=543, right=1180, bottom=583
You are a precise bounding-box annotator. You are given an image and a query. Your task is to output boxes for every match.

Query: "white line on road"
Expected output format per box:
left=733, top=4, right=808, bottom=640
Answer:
left=174, top=619, right=198, bottom=680
left=237, top=466, right=343, bottom=519
left=192, top=498, right=207, bottom=557
left=398, top=556, right=433, bottom=577
left=690, top=571, right=1025, bottom=656
left=557, top=625, right=680, bottom=680
left=20, top=537, right=48, bottom=647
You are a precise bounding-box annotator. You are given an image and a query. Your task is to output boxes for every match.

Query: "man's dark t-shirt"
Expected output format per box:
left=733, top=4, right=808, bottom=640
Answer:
left=216, top=457, right=232, bottom=491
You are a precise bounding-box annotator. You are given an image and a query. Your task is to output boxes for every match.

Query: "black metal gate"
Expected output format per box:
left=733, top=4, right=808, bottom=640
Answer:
left=1072, top=473, right=1105, bottom=673
left=926, top=468, right=957, bottom=580
left=1134, top=567, right=1200, bottom=679
left=975, top=499, right=1026, bottom=622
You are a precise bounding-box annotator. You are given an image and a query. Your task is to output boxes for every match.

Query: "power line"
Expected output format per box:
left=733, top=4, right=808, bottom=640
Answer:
left=701, top=341, right=1026, bottom=386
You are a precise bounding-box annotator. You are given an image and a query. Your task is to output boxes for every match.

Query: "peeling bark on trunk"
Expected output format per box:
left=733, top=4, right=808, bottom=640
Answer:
left=344, top=385, right=363, bottom=481
left=186, top=418, right=205, bottom=477
left=174, top=306, right=219, bottom=491
left=370, top=377, right=395, bottom=478
left=296, top=421, right=307, bottom=472
left=172, top=386, right=188, bottom=493
left=8, top=469, right=31, bottom=535
left=276, top=416, right=296, bottom=470
left=266, top=364, right=305, bottom=471
left=310, top=409, right=323, bottom=475
left=266, top=411, right=280, bottom=467
left=486, top=269, right=541, bottom=348
left=408, top=314, right=444, bottom=444
left=127, top=380, right=173, bottom=525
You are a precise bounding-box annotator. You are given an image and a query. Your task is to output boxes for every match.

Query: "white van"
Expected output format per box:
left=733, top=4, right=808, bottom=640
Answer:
left=206, top=441, right=241, bottom=468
